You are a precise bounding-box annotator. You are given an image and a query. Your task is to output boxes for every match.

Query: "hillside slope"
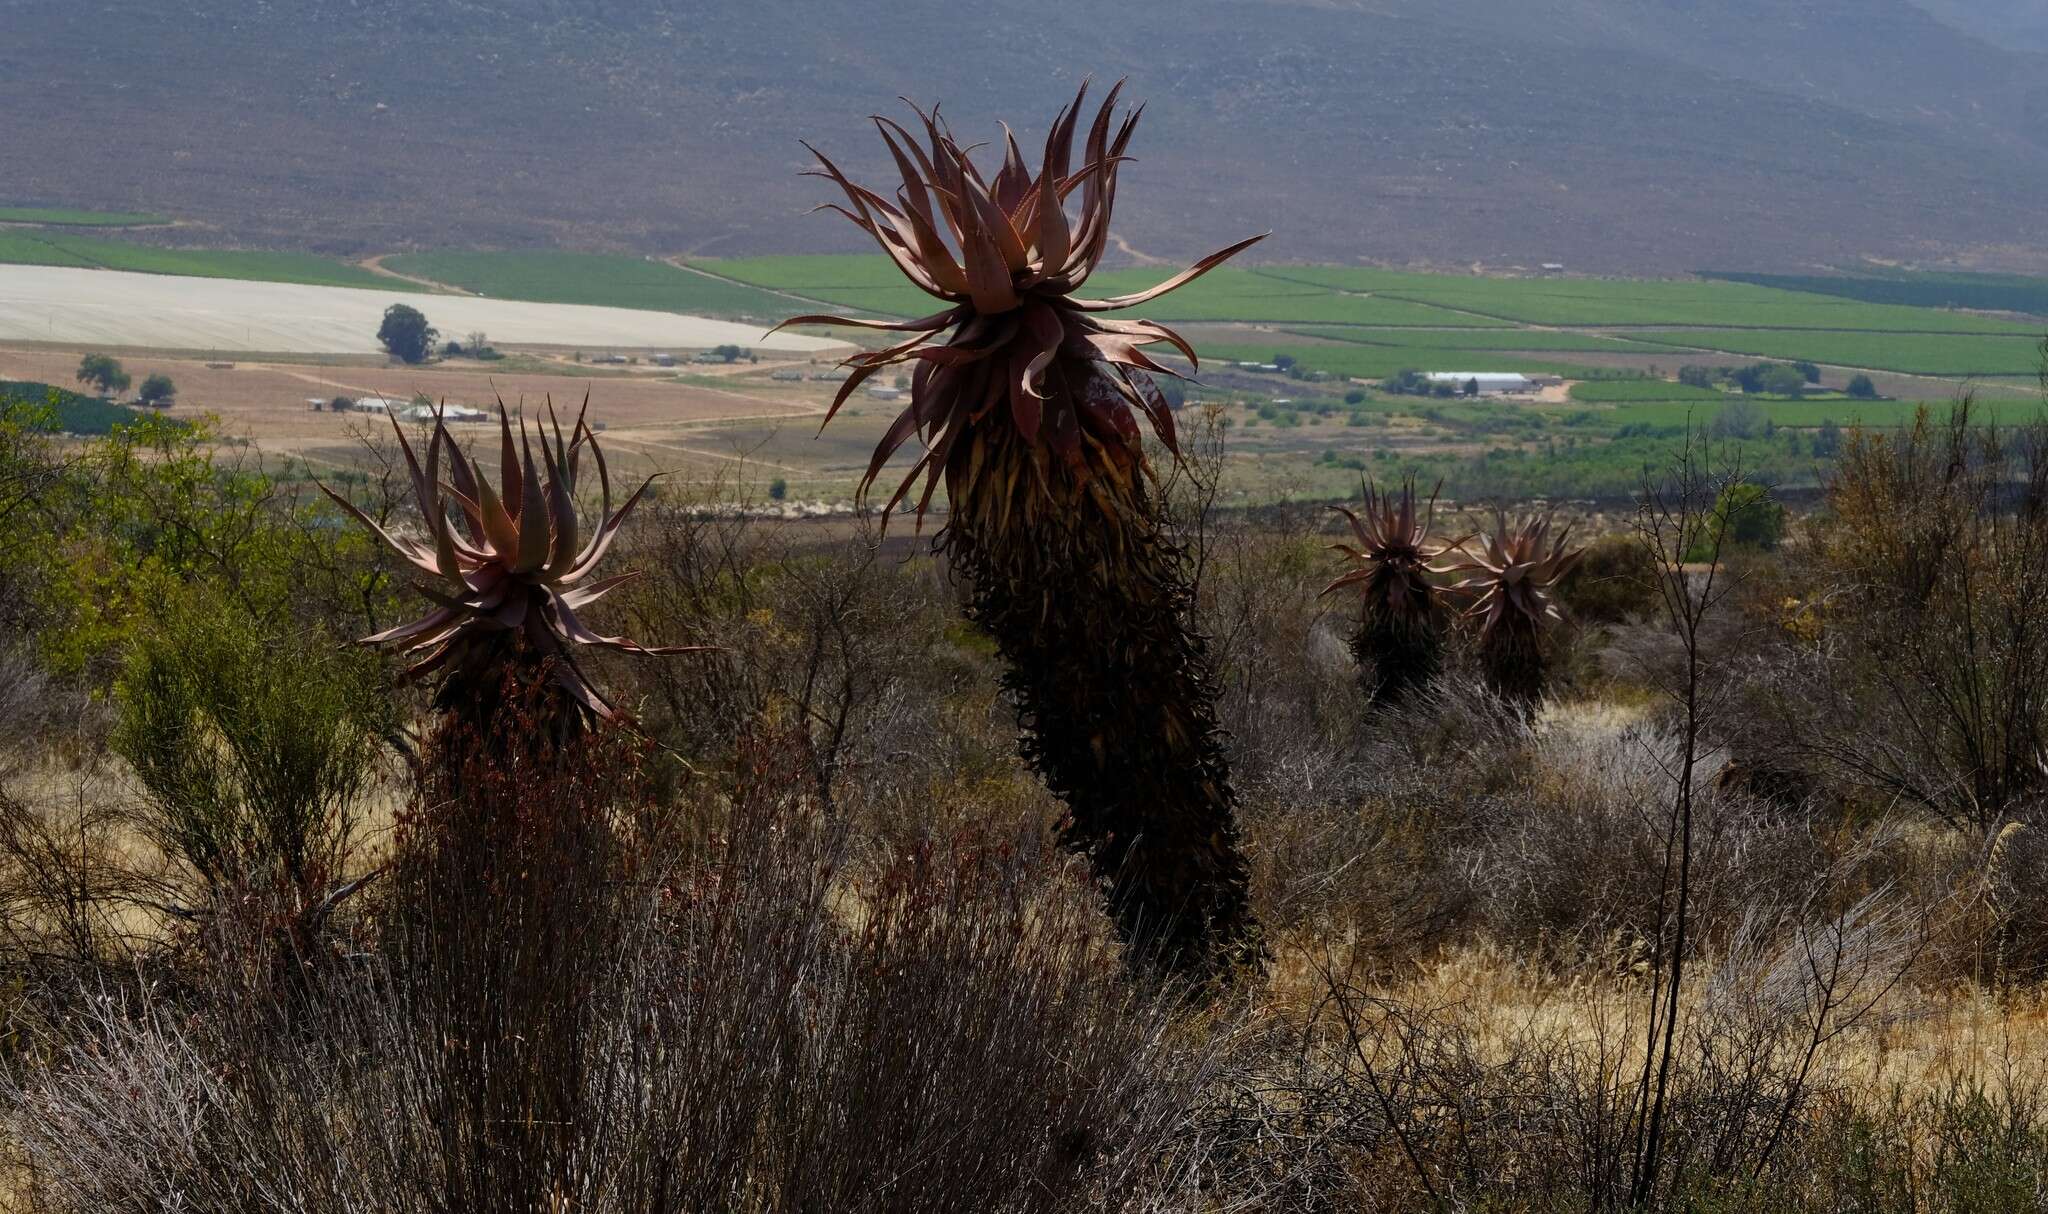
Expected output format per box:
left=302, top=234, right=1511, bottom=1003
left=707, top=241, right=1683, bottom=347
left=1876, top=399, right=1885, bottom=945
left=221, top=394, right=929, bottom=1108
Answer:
left=1909, top=0, right=2048, bottom=52
left=3, top=0, right=2046, bottom=272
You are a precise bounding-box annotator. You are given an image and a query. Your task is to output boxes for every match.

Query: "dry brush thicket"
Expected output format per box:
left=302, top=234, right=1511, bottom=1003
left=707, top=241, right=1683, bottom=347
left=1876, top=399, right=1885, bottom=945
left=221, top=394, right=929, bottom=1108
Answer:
left=4, top=109, right=2048, bottom=1214
left=3, top=390, right=2048, bottom=1210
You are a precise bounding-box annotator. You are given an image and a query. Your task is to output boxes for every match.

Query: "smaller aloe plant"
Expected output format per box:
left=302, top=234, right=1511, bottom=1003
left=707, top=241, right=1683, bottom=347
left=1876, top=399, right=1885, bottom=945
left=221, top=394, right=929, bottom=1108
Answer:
left=1322, top=477, right=1459, bottom=707
left=1444, top=510, right=1585, bottom=705
left=321, top=401, right=695, bottom=742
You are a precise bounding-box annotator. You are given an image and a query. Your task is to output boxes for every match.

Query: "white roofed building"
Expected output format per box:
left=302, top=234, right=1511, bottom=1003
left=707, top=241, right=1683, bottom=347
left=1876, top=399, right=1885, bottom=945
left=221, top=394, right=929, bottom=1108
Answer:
left=1424, top=372, right=1539, bottom=395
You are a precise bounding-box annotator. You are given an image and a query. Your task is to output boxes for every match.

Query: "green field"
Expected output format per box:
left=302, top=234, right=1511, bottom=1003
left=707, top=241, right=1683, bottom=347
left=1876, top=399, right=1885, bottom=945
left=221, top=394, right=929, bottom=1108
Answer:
left=1703, top=269, right=2048, bottom=319
left=0, top=207, right=171, bottom=227
left=1190, top=340, right=1603, bottom=383
left=1251, top=266, right=2040, bottom=333
left=389, top=252, right=803, bottom=321
left=1568, top=379, right=1729, bottom=403
left=702, top=258, right=1503, bottom=327
left=0, top=232, right=97, bottom=268
left=1640, top=329, right=2048, bottom=377
left=1285, top=326, right=1685, bottom=354
left=0, top=233, right=412, bottom=290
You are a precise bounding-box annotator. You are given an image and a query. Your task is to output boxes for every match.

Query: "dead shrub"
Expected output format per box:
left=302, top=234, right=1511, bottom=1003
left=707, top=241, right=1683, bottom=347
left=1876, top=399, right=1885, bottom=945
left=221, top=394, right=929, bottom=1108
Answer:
left=5, top=728, right=1211, bottom=1213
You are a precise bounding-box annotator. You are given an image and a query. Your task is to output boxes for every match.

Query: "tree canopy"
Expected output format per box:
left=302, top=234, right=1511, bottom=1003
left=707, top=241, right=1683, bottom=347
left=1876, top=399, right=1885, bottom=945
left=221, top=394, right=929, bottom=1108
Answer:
left=76, top=353, right=131, bottom=397
left=378, top=304, right=439, bottom=365
left=137, top=373, right=177, bottom=408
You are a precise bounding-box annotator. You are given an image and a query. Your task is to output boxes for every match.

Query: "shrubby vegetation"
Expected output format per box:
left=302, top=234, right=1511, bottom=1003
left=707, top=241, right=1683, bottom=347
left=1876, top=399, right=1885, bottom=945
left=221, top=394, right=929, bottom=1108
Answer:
left=0, top=377, right=2045, bottom=1208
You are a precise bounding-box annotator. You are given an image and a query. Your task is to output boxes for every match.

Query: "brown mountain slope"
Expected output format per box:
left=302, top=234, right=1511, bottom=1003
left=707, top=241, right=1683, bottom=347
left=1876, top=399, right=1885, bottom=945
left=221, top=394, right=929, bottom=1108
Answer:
left=3, top=0, right=2046, bottom=272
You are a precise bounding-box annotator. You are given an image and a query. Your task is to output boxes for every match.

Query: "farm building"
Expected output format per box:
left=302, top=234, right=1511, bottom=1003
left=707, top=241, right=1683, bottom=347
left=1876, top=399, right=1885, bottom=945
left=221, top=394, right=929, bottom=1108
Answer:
left=770, top=367, right=806, bottom=382
left=340, top=396, right=404, bottom=414
left=867, top=384, right=905, bottom=401
left=397, top=403, right=491, bottom=424
left=1424, top=372, right=1541, bottom=395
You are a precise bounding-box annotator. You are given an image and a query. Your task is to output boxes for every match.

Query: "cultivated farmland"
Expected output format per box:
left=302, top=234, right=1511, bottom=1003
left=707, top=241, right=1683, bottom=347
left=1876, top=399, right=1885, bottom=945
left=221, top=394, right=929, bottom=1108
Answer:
left=1252, top=266, right=2043, bottom=332
left=0, top=237, right=2039, bottom=504
left=702, top=258, right=1507, bottom=327
left=0, top=265, right=846, bottom=356
left=0, top=233, right=410, bottom=290
left=1639, top=329, right=2048, bottom=376
left=1567, top=380, right=1730, bottom=403
left=384, top=252, right=806, bottom=321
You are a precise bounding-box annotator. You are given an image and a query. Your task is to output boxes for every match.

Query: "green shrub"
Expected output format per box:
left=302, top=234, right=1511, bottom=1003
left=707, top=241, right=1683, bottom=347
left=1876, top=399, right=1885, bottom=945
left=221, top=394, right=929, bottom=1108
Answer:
left=112, top=586, right=391, bottom=900
left=1558, top=533, right=1662, bottom=624
left=1685, top=481, right=1785, bottom=560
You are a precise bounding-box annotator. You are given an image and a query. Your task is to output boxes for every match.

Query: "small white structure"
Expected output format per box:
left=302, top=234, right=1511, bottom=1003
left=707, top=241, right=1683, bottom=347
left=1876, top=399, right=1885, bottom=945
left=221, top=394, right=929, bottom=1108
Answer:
left=649, top=353, right=677, bottom=367
left=1424, top=372, right=1539, bottom=396
left=770, top=367, right=806, bottom=382
left=867, top=384, right=905, bottom=402
left=399, top=403, right=491, bottom=424
left=350, top=396, right=403, bottom=414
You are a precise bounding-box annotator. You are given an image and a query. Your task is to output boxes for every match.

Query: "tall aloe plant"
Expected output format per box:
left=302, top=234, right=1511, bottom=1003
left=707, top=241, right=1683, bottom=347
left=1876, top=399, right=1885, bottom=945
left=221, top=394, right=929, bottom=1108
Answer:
left=1445, top=510, right=1585, bottom=707
left=1322, top=478, right=1459, bottom=708
left=779, top=83, right=1266, bottom=977
left=322, top=402, right=692, bottom=757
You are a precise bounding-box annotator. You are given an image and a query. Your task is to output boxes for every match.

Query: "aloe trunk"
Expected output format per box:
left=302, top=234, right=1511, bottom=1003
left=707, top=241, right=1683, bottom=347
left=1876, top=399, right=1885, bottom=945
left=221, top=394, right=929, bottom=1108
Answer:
left=1352, top=608, right=1443, bottom=708
left=944, top=423, right=1257, bottom=976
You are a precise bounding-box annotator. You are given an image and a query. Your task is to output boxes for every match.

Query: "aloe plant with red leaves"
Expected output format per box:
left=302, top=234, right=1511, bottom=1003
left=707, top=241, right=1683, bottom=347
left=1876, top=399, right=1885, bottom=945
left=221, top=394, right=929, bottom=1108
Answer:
left=321, top=401, right=697, bottom=755
left=1322, top=478, right=1460, bottom=708
left=1444, top=510, right=1586, bottom=706
left=780, top=82, right=1266, bottom=978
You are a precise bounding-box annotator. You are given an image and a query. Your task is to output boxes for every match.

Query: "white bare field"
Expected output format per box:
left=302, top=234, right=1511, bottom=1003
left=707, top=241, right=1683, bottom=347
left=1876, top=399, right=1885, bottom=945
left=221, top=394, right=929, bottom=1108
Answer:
left=0, top=264, right=846, bottom=355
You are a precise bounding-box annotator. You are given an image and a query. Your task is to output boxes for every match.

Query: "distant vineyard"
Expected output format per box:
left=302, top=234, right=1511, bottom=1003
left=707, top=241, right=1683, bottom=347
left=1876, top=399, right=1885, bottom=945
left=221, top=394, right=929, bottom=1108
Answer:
left=1703, top=270, right=2048, bottom=320
left=1641, top=329, right=2048, bottom=377
left=0, top=381, right=150, bottom=435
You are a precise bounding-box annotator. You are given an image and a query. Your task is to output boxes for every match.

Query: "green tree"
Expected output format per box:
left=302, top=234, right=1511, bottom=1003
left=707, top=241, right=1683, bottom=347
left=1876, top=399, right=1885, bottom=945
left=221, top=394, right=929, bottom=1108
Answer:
left=1814, top=419, right=1843, bottom=457
left=1794, top=360, right=1822, bottom=384
left=768, top=477, right=788, bottom=501
left=1382, top=369, right=1428, bottom=395
left=1686, top=481, right=1784, bottom=559
left=1759, top=364, right=1807, bottom=397
left=1712, top=397, right=1762, bottom=439
left=137, top=373, right=176, bottom=409
left=1677, top=365, right=1714, bottom=389
left=1847, top=374, right=1878, bottom=400
left=76, top=353, right=131, bottom=397
left=377, top=303, right=438, bottom=364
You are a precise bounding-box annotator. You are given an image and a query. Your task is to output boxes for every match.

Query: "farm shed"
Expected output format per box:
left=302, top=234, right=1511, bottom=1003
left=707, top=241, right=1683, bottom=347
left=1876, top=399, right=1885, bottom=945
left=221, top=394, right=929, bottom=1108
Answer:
left=1424, top=372, right=1539, bottom=395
